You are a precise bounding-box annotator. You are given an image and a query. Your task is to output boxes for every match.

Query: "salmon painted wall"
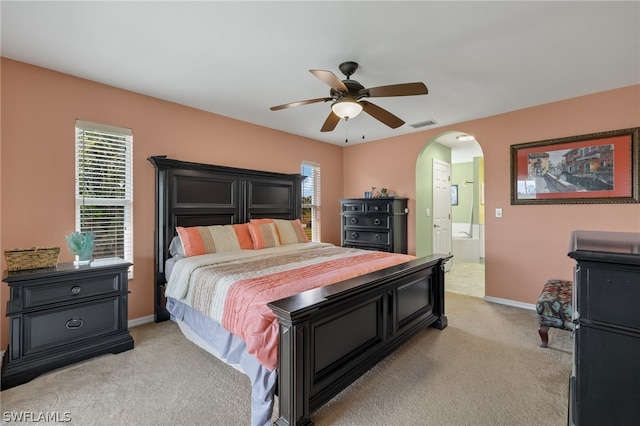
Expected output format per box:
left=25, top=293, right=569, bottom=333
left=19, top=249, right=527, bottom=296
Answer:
left=343, top=84, right=640, bottom=305
left=1, top=58, right=639, bottom=350
left=0, top=59, right=344, bottom=348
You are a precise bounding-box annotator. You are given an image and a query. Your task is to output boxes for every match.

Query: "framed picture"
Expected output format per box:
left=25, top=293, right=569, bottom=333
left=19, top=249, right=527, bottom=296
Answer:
left=451, top=184, right=458, bottom=206
left=510, top=127, right=639, bottom=205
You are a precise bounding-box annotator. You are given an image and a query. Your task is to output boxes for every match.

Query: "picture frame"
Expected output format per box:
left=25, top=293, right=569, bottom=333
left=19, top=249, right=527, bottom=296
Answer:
left=510, top=127, right=640, bottom=205
left=451, top=184, right=458, bottom=206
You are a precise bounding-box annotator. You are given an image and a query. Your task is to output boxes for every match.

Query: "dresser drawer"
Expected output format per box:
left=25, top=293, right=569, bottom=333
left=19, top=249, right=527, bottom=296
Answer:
left=341, top=202, right=392, bottom=215
left=24, top=297, right=121, bottom=356
left=580, top=267, right=640, bottom=330
left=343, top=215, right=390, bottom=229
left=23, top=272, right=122, bottom=309
left=344, top=230, right=390, bottom=245
left=365, top=202, right=391, bottom=213
left=344, top=243, right=391, bottom=252
left=342, top=201, right=365, bottom=213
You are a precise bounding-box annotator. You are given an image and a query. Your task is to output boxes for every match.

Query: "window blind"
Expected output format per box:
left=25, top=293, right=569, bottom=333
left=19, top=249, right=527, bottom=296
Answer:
left=301, top=162, right=321, bottom=242
left=75, top=120, right=133, bottom=271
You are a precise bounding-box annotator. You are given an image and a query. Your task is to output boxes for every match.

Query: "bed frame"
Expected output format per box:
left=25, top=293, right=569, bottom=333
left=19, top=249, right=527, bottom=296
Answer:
left=148, top=156, right=451, bottom=425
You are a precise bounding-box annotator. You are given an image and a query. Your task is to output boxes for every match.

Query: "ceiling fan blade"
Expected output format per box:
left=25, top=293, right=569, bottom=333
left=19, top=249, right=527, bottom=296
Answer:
left=320, top=111, right=341, bottom=132
left=270, top=97, right=332, bottom=111
left=360, top=101, right=405, bottom=129
left=361, top=82, right=428, bottom=98
left=310, top=70, right=348, bottom=92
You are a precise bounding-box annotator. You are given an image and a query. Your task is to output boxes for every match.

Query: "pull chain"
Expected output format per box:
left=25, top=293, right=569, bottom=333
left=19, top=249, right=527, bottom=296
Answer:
left=345, top=117, right=349, bottom=143
left=343, top=118, right=365, bottom=143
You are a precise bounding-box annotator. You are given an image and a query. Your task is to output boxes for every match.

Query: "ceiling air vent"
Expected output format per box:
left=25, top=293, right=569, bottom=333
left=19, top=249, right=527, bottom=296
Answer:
left=409, top=119, right=438, bottom=129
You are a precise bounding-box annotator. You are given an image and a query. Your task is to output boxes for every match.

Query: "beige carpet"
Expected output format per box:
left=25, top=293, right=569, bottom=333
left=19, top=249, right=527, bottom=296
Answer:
left=446, top=261, right=485, bottom=298
left=1, top=292, right=572, bottom=425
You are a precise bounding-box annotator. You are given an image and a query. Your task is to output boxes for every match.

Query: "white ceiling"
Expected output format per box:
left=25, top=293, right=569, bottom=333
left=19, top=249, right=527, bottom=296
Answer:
left=2, top=1, right=639, bottom=151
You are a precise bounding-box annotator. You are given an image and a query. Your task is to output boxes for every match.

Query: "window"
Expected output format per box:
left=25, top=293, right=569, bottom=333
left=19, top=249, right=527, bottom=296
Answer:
left=301, top=162, right=321, bottom=242
left=75, top=120, right=133, bottom=271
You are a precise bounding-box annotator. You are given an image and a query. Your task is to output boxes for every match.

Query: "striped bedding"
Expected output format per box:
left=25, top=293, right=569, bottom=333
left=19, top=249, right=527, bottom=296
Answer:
left=165, top=242, right=415, bottom=371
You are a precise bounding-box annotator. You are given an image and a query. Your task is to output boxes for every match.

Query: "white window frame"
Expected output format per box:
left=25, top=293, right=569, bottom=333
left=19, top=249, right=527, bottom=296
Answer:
left=75, top=120, right=133, bottom=274
left=301, top=162, right=321, bottom=242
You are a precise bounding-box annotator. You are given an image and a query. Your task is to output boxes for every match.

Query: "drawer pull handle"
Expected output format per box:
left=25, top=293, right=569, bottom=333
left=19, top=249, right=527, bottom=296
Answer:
left=374, top=234, right=382, bottom=240
left=351, top=217, right=358, bottom=224
left=65, top=317, right=84, bottom=329
left=71, top=286, right=82, bottom=295
left=374, top=206, right=380, bottom=211
left=374, top=218, right=381, bottom=225
left=351, top=232, right=359, bottom=239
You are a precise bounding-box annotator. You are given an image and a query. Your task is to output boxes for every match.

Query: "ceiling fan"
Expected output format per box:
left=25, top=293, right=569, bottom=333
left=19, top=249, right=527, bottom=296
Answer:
left=270, top=61, right=428, bottom=132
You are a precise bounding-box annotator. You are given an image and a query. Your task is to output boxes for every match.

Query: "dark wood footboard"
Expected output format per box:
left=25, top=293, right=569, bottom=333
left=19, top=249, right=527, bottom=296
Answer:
left=269, top=254, right=450, bottom=426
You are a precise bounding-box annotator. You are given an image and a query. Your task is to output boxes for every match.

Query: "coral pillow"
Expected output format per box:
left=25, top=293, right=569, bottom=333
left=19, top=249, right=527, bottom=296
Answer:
left=176, top=225, right=241, bottom=257
left=248, top=222, right=281, bottom=249
left=231, top=223, right=254, bottom=250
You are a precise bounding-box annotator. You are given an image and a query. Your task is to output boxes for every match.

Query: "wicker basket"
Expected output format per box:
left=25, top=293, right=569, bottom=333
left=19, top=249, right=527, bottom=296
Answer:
left=4, top=247, right=60, bottom=271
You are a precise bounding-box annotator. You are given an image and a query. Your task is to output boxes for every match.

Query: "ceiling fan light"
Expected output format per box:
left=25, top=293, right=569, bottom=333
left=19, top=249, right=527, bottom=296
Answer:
left=331, top=98, right=363, bottom=119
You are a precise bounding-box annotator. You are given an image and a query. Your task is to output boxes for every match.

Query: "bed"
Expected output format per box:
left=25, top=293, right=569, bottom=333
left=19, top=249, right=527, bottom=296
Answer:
left=148, top=156, right=451, bottom=426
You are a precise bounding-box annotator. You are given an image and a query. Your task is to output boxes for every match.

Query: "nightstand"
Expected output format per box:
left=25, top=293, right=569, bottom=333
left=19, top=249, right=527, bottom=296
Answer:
left=1, top=259, right=134, bottom=390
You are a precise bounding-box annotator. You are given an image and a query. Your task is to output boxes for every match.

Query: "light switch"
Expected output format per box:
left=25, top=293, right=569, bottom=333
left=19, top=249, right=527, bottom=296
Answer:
left=495, top=208, right=503, bottom=218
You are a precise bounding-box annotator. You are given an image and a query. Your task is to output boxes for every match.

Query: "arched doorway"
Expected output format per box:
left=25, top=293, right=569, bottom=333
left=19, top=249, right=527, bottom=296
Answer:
left=416, top=131, right=485, bottom=297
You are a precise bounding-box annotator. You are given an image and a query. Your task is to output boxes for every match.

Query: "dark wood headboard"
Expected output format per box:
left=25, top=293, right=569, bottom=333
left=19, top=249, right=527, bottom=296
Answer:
left=147, top=156, right=305, bottom=321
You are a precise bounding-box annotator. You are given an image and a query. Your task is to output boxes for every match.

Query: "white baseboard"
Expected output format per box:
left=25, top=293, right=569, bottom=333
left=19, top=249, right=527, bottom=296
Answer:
left=128, top=315, right=155, bottom=328
left=483, top=295, right=537, bottom=311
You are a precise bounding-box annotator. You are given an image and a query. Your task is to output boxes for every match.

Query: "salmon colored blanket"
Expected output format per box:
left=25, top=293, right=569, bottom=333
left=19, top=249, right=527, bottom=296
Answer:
left=166, top=243, right=415, bottom=371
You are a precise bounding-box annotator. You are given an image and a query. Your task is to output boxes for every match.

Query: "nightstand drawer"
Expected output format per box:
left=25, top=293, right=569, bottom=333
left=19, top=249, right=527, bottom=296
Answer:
left=24, top=272, right=122, bottom=309
left=24, top=297, right=120, bottom=356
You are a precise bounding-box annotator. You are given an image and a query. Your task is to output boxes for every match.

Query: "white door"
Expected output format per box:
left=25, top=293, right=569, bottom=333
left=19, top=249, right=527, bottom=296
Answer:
left=433, top=159, right=452, bottom=271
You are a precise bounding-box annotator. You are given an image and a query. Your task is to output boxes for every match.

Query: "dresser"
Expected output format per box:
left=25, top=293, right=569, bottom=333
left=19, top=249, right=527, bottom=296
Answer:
left=567, top=230, right=640, bottom=426
left=340, top=197, right=408, bottom=253
left=1, top=259, right=134, bottom=390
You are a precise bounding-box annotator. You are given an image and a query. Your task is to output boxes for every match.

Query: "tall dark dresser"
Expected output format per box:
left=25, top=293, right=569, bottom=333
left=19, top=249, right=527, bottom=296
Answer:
left=340, top=197, right=408, bottom=253
left=567, top=230, right=640, bottom=426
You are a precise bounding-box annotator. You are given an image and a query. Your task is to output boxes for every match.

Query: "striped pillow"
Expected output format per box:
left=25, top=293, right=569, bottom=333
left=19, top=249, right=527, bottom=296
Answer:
left=273, top=219, right=309, bottom=245
left=176, top=225, right=242, bottom=257
left=251, top=218, right=309, bottom=245
left=248, top=222, right=281, bottom=249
